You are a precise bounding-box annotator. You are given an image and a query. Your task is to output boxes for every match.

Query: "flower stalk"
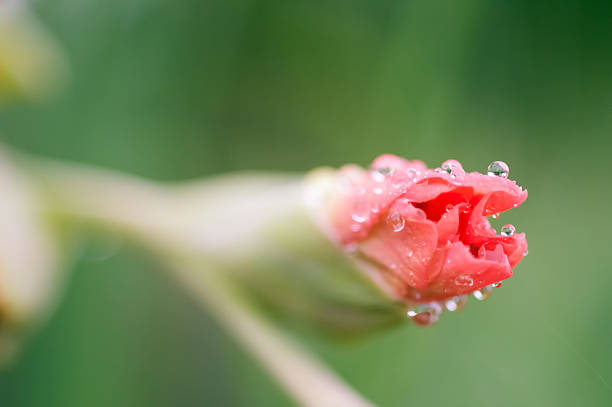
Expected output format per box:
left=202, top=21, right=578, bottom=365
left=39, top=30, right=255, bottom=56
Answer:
left=27, top=158, right=406, bottom=333
left=168, top=255, right=375, bottom=407
left=22, top=156, right=381, bottom=406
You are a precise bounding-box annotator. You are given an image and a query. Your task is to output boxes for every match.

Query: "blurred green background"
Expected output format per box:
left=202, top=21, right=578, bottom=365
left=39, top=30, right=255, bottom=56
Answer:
left=2, top=0, right=612, bottom=406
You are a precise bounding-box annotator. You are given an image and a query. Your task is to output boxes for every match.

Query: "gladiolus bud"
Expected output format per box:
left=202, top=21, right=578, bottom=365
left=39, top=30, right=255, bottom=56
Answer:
left=308, top=155, right=528, bottom=324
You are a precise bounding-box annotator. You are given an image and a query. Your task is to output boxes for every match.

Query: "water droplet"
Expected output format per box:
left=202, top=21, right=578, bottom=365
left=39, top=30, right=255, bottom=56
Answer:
left=445, top=299, right=458, bottom=312
left=406, top=168, right=419, bottom=183
left=477, top=246, right=486, bottom=258
left=455, top=274, right=474, bottom=288
left=391, top=182, right=409, bottom=190
left=372, top=187, right=384, bottom=195
left=386, top=212, right=405, bottom=232
left=407, top=250, right=413, bottom=257
left=491, top=213, right=500, bottom=219
left=371, top=167, right=392, bottom=182
left=473, top=285, right=493, bottom=301
left=407, top=302, right=442, bottom=326
left=445, top=295, right=468, bottom=312
left=523, top=249, right=529, bottom=257
left=441, top=160, right=465, bottom=180
left=351, top=202, right=369, bottom=223
left=501, top=224, right=516, bottom=237
left=491, top=281, right=502, bottom=288
left=487, top=161, right=509, bottom=178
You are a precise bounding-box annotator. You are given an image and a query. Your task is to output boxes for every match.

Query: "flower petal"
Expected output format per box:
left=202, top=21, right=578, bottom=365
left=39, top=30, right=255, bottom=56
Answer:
left=435, top=203, right=468, bottom=245
left=371, top=154, right=427, bottom=173
left=406, top=242, right=513, bottom=301
left=464, top=193, right=528, bottom=267
left=359, top=200, right=438, bottom=290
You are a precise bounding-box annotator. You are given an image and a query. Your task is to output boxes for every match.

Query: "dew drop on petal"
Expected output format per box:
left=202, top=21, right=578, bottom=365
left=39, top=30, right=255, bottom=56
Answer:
left=445, top=299, right=458, bottom=312
left=473, top=285, right=493, bottom=301
left=445, top=295, right=468, bottom=312
left=371, top=167, right=392, bottom=182
left=407, top=302, right=442, bottom=326
left=487, top=161, right=509, bottom=178
left=441, top=159, right=465, bottom=181
left=406, top=168, right=418, bottom=183
left=523, top=249, right=529, bottom=257
left=491, top=281, right=502, bottom=288
left=455, top=274, right=474, bottom=288
left=386, top=212, right=405, bottom=232
left=351, top=201, right=369, bottom=223
left=491, top=213, right=500, bottom=219
left=501, top=224, right=516, bottom=237
left=477, top=246, right=486, bottom=258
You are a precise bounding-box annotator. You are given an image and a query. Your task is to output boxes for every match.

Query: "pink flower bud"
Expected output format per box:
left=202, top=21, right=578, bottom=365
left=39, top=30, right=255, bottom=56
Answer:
left=314, top=155, right=528, bottom=305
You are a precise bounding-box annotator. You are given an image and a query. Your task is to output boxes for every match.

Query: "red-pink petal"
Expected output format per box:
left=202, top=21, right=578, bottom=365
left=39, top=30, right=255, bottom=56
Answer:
left=359, top=200, right=438, bottom=289
left=409, top=242, right=513, bottom=301
left=371, top=154, right=428, bottom=173
left=318, top=155, right=528, bottom=306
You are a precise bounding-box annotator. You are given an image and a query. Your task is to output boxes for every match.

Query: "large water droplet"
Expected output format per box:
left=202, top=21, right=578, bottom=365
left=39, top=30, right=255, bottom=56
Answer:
left=473, top=285, right=493, bottom=301
left=487, top=161, right=509, bottom=178
left=455, top=274, right=474, bottom=288
left=407, top=302, right=442, bottom=326
left=386, top=212, right=405, bottom=232
left=501, top=224, right=516, bottom=237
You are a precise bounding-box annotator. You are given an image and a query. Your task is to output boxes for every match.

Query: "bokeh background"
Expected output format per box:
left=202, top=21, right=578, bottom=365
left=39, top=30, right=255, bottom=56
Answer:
left=1, top=0, right=612, bottom=406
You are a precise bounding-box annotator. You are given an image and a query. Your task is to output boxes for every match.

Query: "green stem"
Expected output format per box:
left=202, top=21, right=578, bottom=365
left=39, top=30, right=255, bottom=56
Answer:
left=171, top=256, right=375, bottom=407
left=26, top=158, right=376, bottom=407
